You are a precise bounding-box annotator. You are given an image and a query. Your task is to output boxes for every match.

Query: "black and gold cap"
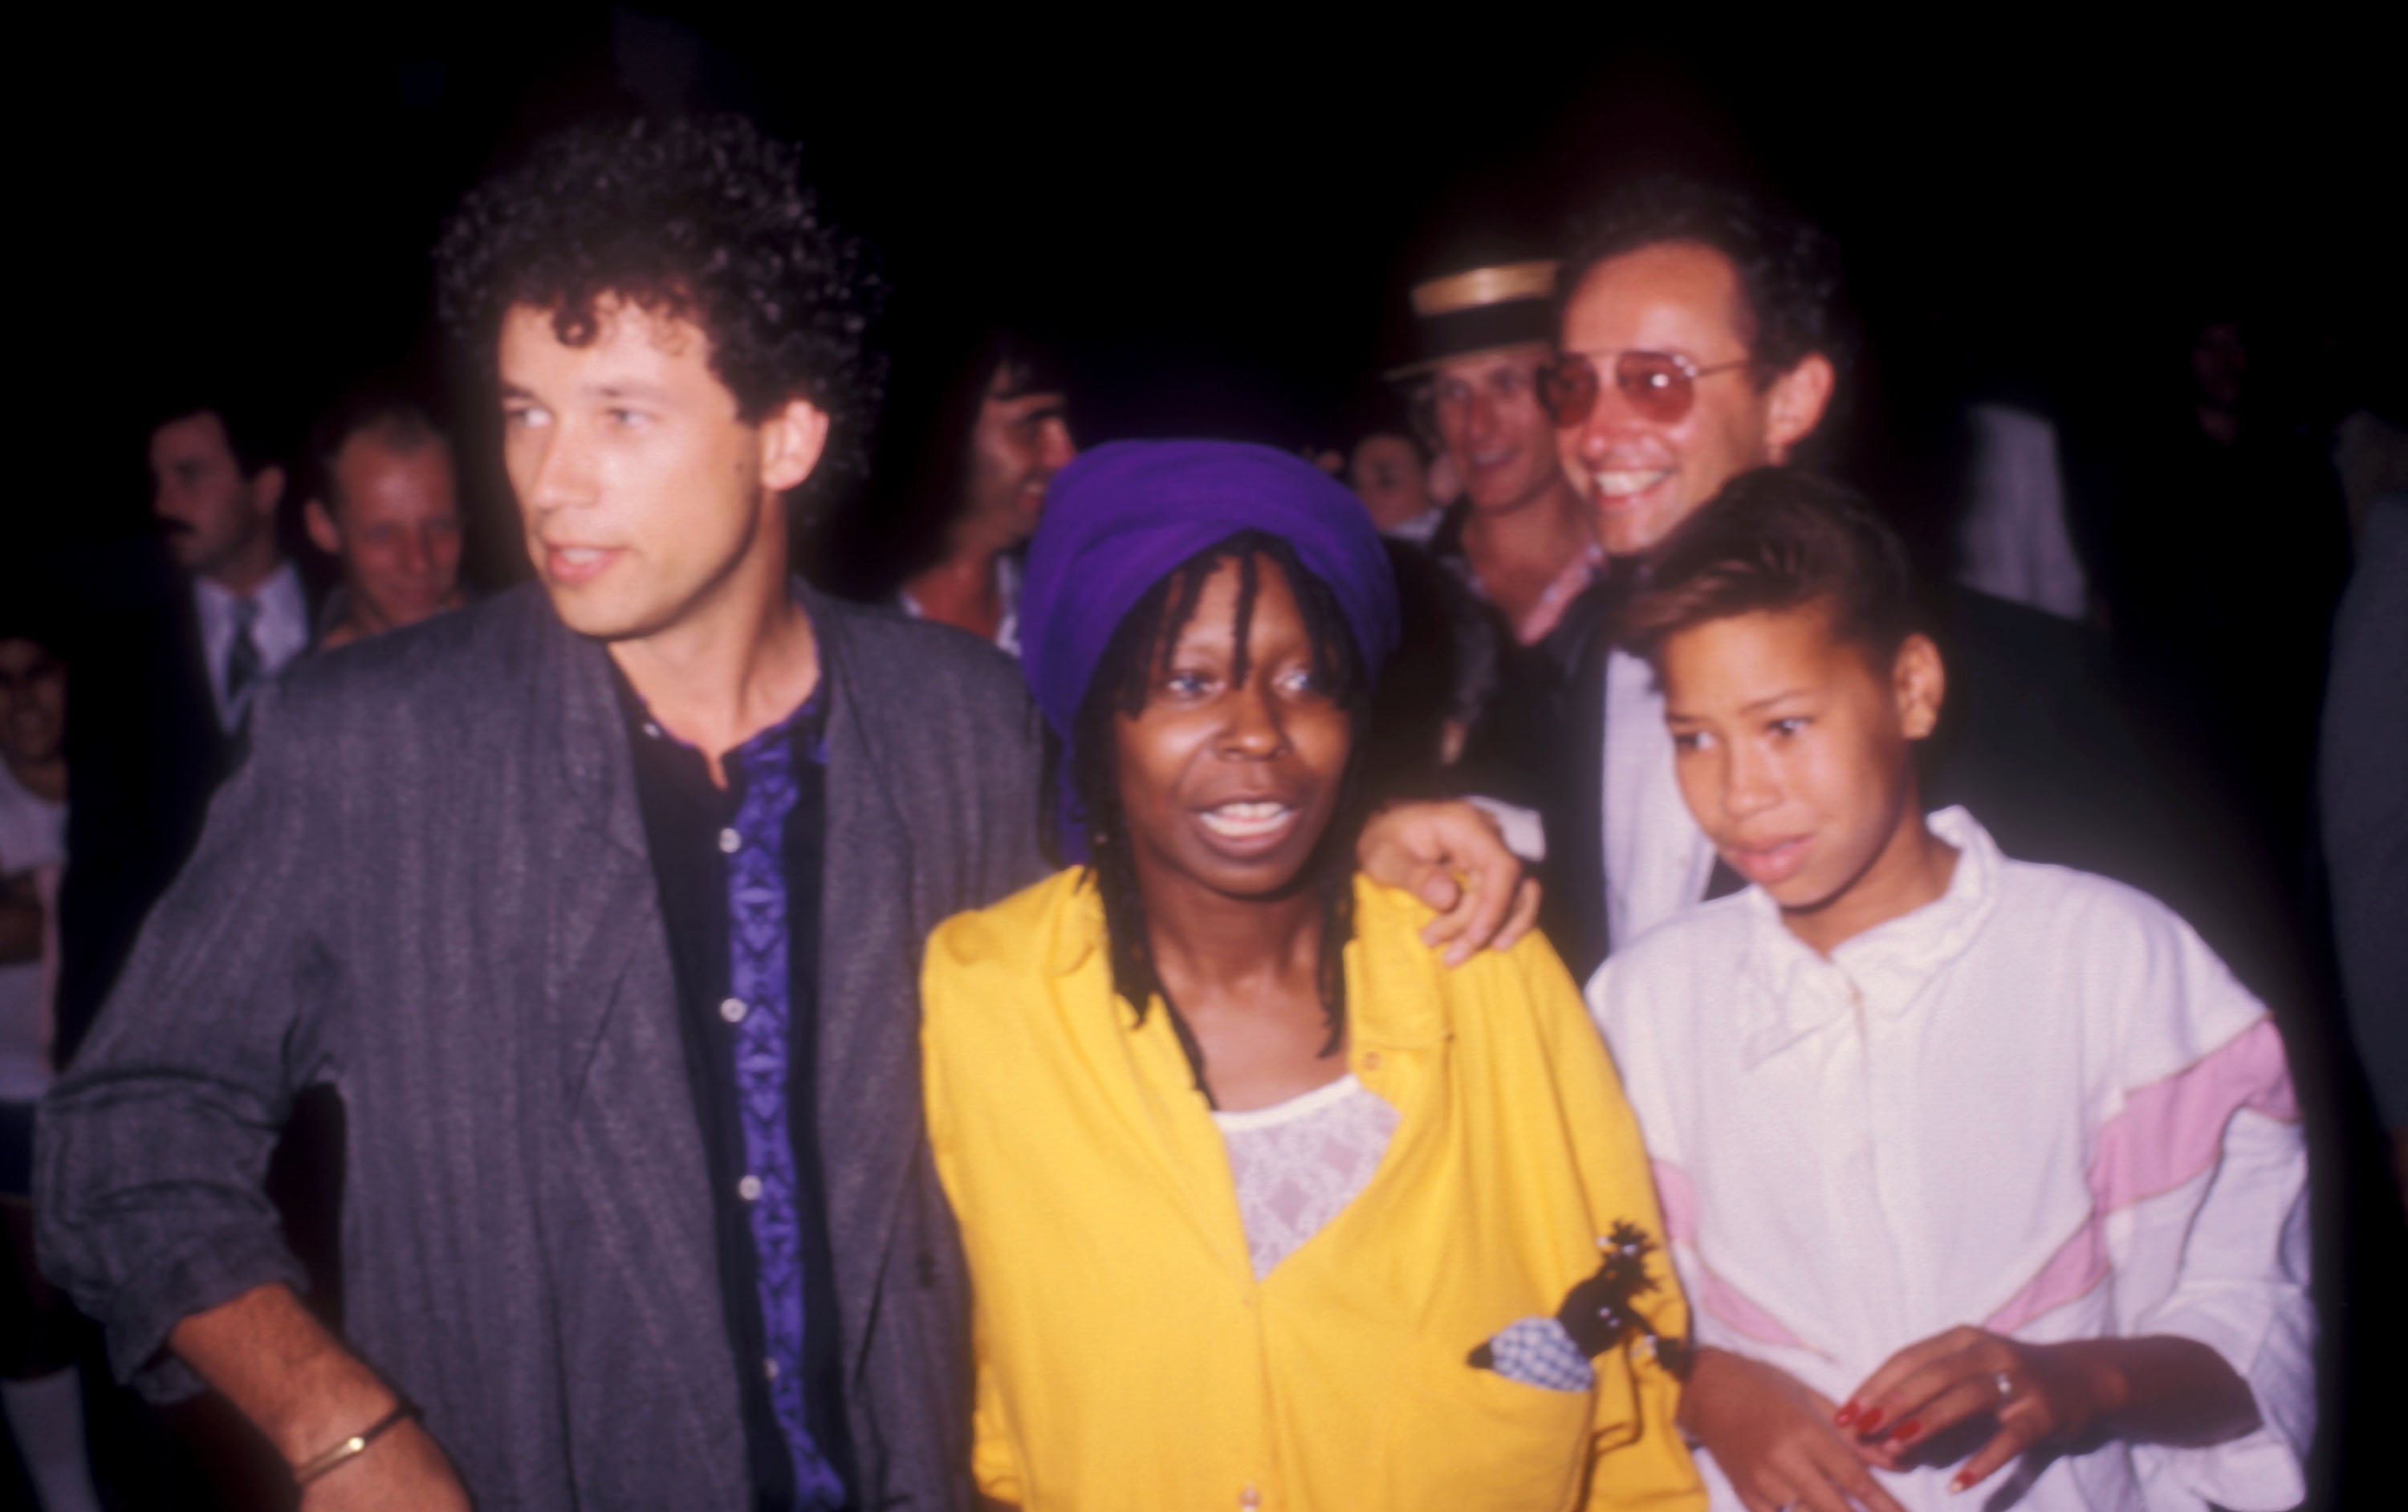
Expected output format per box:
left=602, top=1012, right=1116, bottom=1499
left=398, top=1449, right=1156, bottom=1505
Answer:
left=1385, top=259, right=1560, bottom=381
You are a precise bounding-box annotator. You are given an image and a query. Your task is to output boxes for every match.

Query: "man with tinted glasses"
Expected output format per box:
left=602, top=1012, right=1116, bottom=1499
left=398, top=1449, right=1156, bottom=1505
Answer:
left=1529, top=177, right=2261, bottom=991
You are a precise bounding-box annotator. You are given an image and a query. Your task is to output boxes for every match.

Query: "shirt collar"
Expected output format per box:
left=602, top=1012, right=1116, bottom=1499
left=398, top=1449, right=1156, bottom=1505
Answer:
left=606, top=579, right=830, bottom=768
left=1733, top=806, right=2003, bottom=1067
left=1041, top=874, right=1450, bottom=1051
left=195, top=559, right=307, bottom=634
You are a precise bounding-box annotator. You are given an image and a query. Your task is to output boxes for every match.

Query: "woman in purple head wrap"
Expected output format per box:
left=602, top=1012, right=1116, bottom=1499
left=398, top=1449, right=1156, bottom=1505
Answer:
left=919, top=441, right=1701, bottom=1510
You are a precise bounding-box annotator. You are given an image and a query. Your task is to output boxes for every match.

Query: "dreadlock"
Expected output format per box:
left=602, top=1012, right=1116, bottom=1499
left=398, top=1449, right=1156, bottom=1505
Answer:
left=1044, top=532, right=1373, bottom=1102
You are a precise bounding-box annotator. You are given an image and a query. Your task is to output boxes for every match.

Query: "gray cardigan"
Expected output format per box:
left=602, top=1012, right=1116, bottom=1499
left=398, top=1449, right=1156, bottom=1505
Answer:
left=38, top=583, right=1046, bottom=1510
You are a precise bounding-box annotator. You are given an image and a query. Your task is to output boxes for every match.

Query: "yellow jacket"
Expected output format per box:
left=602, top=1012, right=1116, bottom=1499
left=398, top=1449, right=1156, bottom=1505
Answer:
left=921, top=870, right=1702, bottom=1512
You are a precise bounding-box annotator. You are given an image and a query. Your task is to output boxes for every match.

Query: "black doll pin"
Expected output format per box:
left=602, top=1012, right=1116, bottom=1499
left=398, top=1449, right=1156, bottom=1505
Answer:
left=1467, top=1221, right=1694, bottom=1392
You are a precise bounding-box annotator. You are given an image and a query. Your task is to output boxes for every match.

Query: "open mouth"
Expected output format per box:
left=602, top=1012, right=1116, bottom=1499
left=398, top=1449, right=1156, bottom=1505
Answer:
left=543, top=545, right=621, bottom=584
left=1198, top=800, right=1296, bottom=839
left=1590, top=467, right=1675, bottom=502
left=1193, top=799, right=1309, bottom=859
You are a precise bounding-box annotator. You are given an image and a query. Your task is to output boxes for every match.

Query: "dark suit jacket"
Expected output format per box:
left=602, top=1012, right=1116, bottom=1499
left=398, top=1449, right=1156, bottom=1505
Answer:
left=38, top=583, right=1043, bottom=1510
left=2323, top=493, right=2408, bottom=1128
left=1538, top=583, right=2272, bottom=986
left=53, top=542, right=233, bottom=1066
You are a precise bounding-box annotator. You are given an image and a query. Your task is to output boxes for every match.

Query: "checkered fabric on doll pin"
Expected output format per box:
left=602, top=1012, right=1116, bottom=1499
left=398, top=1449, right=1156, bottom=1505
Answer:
left=1466, top=1221, right=1690, bottom=1392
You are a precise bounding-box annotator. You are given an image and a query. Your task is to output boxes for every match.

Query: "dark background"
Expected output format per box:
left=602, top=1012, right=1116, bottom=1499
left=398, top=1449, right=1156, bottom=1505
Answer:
left=35, top=8, right=2402, bottom=575
left=12, top=10, right=2402, bottom=1502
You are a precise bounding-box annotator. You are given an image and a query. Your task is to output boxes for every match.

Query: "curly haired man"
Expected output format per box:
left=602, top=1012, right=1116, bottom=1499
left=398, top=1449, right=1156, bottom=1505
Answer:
left=35, top=116, right=1535, bottom=1511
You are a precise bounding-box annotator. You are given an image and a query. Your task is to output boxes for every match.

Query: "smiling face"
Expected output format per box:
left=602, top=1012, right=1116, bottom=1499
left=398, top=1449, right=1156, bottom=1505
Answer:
left=1555, top=242, right=1832, bottom=557
left=498, top=298, right=827, bottom=645
left=1429, top=344, right=1564, bottom=514
left=964, top=363, right=1076, bottom=548
left=1659, top=601, right=1944, bottom=952
left=1112, top=555, right=1355, bottom=908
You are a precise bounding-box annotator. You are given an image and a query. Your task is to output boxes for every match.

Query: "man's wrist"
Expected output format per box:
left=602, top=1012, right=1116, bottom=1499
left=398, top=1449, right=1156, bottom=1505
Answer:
left=266, top=1365, right=401, bottom=1468
left=294, top=1400, right=420, bottom=1486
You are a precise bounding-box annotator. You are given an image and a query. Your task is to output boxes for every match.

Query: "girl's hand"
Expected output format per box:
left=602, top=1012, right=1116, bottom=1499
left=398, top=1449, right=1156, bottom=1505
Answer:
left=1685, top=1347, right=1906, bottom=1512
left=1841, top=1327, right=2108, bottom=1494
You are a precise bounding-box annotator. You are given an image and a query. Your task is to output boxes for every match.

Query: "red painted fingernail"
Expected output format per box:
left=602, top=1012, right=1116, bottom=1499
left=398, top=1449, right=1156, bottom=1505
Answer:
left=1893, top=1417, right=1922, bottom=1441
left=1834, top=1403, right=1859, bottom=1426
left=1950, top=1471, right=1973, bottom=1493
left=1857, top=1408, right=1884, bottom=1434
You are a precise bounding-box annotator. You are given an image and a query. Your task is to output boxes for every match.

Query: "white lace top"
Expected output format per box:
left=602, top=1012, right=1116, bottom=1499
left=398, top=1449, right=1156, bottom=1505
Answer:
left=1212, top=1074, right=1400, bottom=1280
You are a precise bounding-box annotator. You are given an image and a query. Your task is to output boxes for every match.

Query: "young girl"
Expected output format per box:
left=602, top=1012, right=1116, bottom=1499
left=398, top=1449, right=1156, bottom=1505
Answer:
left=920, top=441, right=1700, bottom=1511
left=1592, top=468, right=2312, bottom=1512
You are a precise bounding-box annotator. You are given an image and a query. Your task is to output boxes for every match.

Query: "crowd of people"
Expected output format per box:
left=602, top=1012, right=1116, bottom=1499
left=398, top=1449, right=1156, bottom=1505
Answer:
left=1, top=106, right=2400, bottom=1511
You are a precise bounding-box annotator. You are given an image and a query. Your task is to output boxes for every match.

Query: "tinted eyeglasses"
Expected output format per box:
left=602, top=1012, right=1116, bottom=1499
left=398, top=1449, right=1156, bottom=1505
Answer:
left=1537, top=350, right=1756, bottom=427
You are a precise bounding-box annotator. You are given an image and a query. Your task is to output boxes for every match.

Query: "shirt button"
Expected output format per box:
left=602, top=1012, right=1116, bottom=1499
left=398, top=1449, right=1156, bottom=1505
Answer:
left=764, top=1356, right=780, bottom=1381
left=720, top=997, right=748, bottom=1024
left=738, top=1174, right=763, bottom=1202
left=718, top=827, right=741, bottom=854
left=642, top=721, right=662, bottom=740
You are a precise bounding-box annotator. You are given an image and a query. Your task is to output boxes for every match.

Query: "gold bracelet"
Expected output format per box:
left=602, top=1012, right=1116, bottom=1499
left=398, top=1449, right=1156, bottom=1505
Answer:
left=293, top=1400, right=419, bottom=1486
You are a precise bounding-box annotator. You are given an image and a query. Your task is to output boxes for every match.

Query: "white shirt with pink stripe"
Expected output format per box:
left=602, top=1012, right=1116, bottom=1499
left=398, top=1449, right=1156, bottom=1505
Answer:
left=1589, top=806, right=2312, bottom=1512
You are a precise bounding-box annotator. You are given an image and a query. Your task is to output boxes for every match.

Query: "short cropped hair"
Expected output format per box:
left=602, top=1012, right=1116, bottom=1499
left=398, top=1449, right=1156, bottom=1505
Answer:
left=145, top=388, right=285, bottom=479
left=1560, top=176, right=1854, bottom=392
left=433, top=113, right=885, bottom=497
left=308, top=386, right=449, bottom=516
left=1622, top=467, right=1918, bottom=668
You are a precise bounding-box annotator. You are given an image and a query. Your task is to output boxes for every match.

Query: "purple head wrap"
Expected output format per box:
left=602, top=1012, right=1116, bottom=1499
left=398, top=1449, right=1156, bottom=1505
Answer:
left=1018, top=439, right=1401, bottom=856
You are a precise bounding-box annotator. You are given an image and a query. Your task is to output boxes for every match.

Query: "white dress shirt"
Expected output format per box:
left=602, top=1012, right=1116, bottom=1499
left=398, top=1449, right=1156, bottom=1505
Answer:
left=1601, top=645, right=1718, bottom=949
left=1589, top=807, right=2312, bottom=1511
left=1954, top=402, right=2089, bottom=622
left=193, top=560, right=310, bottom=731
left=898, top=554, right=1022, bottom=658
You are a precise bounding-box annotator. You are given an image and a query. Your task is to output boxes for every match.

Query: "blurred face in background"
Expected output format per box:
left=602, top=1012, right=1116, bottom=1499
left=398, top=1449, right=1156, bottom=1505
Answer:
left=964, top=362, right=1076, bottom=549
left=1553, top=242, right=1831, bottom=556
left=498, top=298, right=827, bottom=645
left=1428, top=344, right=1564, bottom=514
left=307, top=430, right=466, bottom=635
left=1347, top=432, right=1434, bottom=532
left=149, top=412, right=284, bottom=583
left=0, top=638, right=65, bottom=770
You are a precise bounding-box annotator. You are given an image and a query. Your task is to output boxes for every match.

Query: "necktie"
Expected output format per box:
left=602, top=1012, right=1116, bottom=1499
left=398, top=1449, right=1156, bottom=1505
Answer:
left=224, top=595, right=263, bottom=727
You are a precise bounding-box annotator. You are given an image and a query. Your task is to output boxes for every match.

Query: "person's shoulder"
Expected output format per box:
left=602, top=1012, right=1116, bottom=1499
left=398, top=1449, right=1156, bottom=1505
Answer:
left=1989, top=852, right=2199, bottom=950
left=1351, top=877, right=1593, bottom=1034
left=1937, top=582, right=2100, bottom=665
left=279, top=586, right=551, bottom=715
left=819, top=591, right=1020, bottom=689
left=1587, top=895, right=1755, bottom=1043
left=1610, top=893, right=1757, bottom=979
left=1983, top=851, right=2250, bottom=1014
left=925, top=868, right=1091, bottom=980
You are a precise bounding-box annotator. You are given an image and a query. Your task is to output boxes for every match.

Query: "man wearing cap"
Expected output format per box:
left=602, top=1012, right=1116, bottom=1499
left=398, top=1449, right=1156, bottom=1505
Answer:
left=1393, top=258, right=1601, bottom=662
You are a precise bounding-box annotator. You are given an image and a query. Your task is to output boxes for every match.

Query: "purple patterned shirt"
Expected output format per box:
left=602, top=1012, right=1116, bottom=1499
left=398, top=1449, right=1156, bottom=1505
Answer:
left=720, top=693, right=845, bottom=1506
